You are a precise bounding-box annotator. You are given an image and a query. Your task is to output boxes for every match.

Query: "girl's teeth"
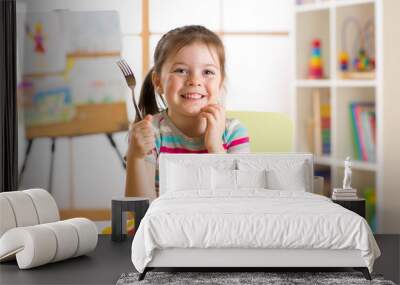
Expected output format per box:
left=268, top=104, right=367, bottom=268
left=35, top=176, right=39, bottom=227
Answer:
left=183, top=94, right=202, bottom=99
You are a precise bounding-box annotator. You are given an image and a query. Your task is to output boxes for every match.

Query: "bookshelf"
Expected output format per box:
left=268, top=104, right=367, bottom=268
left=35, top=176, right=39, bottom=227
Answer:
left=293, top=0, right=400, bottom=233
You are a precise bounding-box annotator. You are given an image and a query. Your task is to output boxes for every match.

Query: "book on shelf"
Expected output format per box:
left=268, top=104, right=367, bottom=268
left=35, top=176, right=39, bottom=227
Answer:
left=349, top=102, right=376, bottom=162
left=321, top=103, right=331, bottom=155
left=333, top=188, right=357, bottom=194
left=312, top=89, right=331, bottom=156
left=333, top=193, right=357, bottom=197
left=332, top=187, right=358, bottom=200
left=332, top=195, right=359, bottom=200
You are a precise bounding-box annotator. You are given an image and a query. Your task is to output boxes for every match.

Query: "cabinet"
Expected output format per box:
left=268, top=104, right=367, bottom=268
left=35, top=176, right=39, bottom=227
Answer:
left=293, top=0, right=400, bottom=233
left=332, top=198, right=366, bottom=218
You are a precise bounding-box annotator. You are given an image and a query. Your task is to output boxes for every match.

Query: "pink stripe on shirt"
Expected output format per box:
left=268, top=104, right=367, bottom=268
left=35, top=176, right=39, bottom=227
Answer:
left=160, top=146, right=208, bottom=154
left=160, top=137, right=249, bottom=154
left=226, top=137, right=250, bottom=148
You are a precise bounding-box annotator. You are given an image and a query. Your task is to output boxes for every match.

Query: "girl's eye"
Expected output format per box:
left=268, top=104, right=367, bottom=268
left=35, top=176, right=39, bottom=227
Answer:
left=173, top=68, right=188, bottom=74
left=204, top=69, right=215, bottom=76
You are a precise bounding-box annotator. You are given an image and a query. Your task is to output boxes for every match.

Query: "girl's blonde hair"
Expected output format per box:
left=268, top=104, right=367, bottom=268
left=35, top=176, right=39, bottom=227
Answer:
left=137, top=25, right=226, bottom=122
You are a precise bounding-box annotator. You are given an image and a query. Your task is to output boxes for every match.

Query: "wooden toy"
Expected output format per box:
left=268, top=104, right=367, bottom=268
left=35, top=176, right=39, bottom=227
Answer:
left=339, top=51, right=349, bottom=71
left=308, top=39, right=324, bottom=79
left=339, top=17, right=375, bottom=78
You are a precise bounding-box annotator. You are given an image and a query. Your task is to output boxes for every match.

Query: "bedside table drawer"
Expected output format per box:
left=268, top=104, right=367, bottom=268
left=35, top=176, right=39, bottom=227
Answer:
left=332, top=199, right=366, bottom=218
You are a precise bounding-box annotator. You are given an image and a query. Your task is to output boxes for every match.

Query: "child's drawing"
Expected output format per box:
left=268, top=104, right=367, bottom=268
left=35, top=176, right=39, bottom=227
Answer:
left=24, top=12, right=67, bottom=75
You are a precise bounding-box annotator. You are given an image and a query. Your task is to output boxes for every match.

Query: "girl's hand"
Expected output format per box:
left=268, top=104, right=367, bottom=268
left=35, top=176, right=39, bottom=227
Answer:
left=200, top=104, right=226, bottom=153
left=127, top=115, right=155, bottom=160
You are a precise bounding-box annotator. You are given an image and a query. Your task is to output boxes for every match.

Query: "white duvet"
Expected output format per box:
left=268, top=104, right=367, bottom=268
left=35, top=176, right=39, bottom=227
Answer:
left=131, top=190, right=380, bottom=273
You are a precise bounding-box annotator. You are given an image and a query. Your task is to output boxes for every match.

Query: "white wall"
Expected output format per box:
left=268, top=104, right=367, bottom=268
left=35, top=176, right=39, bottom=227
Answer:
left=381, top=0, right=400, bottom=233
left=18, top=0, right=293, bottom=210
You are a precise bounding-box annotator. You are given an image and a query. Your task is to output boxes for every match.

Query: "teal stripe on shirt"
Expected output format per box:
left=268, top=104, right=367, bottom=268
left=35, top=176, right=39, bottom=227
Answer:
left=225, top=127, right=248, bottom=143
left=155, top=138, right=161, bottom=150
left=156, top=127, right=247, bottom=151
left=160, top=136, right=203, bottom=147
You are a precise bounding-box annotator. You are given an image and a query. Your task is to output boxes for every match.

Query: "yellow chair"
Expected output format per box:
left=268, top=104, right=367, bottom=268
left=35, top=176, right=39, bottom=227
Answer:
left=226, top=111, right=294, bottom=152
left=226, top=111, right=326, bottom=195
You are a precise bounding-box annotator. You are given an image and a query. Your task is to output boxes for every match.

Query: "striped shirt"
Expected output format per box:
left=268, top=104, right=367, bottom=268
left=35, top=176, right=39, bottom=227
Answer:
left=134, top=110, right=250, bottom=195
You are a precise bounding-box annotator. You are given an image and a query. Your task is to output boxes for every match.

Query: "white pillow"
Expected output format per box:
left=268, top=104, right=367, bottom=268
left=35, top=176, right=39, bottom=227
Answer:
left=212, top=169, right=268, bottom=190
left=236, top=169, right=268, bottom=189
left=212, top=168, right=237, bottom=190
left=266, top=161, right=307, bottom=191
left=167, top=163, right=212, bottom=191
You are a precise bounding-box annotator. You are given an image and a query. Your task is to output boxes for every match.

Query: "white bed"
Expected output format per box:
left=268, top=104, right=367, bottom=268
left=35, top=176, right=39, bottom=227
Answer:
left=131, top=153, right=380, bottom=280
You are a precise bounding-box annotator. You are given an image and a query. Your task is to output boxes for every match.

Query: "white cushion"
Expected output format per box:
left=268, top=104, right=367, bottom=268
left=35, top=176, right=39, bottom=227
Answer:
left=23, top=189, right=59, bottom=223
left=167, top=163, right=212, bottom=191
left=159, top=154, right=314, bottom=193
left=238, top=159, right=309, bottom=191
left=0, top=189, right=60, bottom=238
left=0, top=196, right=16, bottom=237
left=0, top=191, right=39, bottom=227
left=266, top=161, right=307, bottom=191
left=64, top=218, right=98, bottom=257
left=236, top=169, right=268, bottom=189
left=42, top=221, right=79, bottom=262
left=212, top=169, right=268, bottom=190
left=0, top=189, right=97, bottom=269
left=0, top=218, right=97, bottom=269
left=0, top=225, right=57, bottom=269
left=212, top=168, right=237, bottom=190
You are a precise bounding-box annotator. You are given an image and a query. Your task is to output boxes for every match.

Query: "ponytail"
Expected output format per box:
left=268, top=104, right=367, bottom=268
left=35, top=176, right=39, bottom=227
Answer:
left=137, top=68, right=160, bottom=122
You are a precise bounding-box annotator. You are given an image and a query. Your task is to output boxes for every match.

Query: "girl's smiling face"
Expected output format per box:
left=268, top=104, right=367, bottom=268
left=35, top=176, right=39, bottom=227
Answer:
left=154, top=43, right=223, bottom=117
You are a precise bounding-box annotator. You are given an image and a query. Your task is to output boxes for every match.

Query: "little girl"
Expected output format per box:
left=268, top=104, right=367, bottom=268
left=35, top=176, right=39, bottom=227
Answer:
left=125, top=25, right=250, bottom=198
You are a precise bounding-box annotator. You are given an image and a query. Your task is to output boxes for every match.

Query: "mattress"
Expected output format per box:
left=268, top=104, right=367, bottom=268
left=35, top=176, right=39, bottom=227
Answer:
left=131, top=189, right=380, bottom=273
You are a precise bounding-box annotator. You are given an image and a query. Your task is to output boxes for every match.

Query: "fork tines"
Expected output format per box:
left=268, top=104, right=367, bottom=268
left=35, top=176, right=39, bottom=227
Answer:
left=116, top=59, right=142, bottom=120
left=117, top=59, right=136, bottom=86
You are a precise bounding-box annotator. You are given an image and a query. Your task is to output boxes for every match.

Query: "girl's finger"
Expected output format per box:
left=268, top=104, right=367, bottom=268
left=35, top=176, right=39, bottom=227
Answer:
left=143, top=144, right=155, bottom=153
left=143, top=142, right=155, bottom=149
left=137, top=139, right=154, bottom=147
left=136, top=140, right=154, bottom=152
left=133, top=116, right=153, bottom=127
left=140, top=134, right=154, bottom=141
left=202, top=105, right=220, bottom=121
left=133, top=132, right=153, bottom=144
left=201, top=112, right=216, bottom=125
left=144, top=114, right=153, bottom=122
left=208, top=104, right=225, bottom=118
left=135, top=121, right=153, bottom=131
left=138, top=134, right=154, bottom=143
left=203, top=104, right=223, bottom=114
left=138, top=128, right=154, bottom=136
left=134, top=125, right=154, bottom=135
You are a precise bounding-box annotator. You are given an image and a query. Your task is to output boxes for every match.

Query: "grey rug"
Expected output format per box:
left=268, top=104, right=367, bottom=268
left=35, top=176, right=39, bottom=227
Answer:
left=116, top=271, right=396, bottom=285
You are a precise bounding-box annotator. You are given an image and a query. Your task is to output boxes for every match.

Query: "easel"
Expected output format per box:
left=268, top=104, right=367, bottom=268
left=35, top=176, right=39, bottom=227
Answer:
left=18, top=102, right=129, bottom=220
left=19, top=9, right=129, bottom=221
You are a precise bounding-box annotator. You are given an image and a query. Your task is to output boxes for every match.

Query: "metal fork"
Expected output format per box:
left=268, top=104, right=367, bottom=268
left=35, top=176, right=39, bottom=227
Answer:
left=117, top=59, right=143, bottom=120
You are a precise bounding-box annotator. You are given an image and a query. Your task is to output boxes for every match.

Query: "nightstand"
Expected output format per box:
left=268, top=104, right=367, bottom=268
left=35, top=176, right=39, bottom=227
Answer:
left=332, top=198, right=366, bottom=218
left=111, top=197, right=150, bottom=242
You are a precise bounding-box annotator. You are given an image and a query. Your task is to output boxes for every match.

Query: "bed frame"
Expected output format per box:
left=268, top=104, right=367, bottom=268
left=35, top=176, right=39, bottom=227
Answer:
left=139, top=248, right=371, bottom=280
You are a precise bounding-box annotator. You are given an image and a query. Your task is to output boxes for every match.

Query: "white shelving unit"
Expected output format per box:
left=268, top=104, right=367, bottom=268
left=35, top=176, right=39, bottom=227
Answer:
left=293, top=0, right=400, bottom=233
